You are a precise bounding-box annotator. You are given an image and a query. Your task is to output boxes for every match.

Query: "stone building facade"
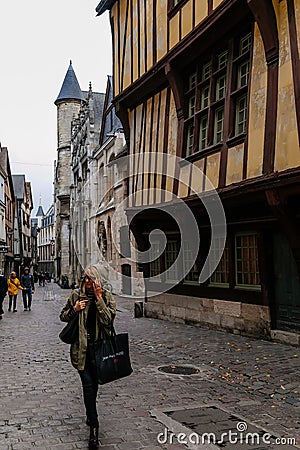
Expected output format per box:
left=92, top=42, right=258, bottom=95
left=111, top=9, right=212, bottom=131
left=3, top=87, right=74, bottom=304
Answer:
left=54, top=62, right=85, bottom=283
left=70, top=82, right=105, bottom=282
left=90, top=76, right=143, bottom=295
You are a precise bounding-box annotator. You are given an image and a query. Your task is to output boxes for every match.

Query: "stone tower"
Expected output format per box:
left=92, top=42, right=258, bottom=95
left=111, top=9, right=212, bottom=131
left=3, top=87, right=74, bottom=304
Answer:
left=54, top=61, right=84, bottom=283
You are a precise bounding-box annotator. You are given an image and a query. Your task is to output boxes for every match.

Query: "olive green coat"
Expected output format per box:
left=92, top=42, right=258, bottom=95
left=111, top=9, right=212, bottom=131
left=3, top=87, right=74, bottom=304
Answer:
left=60, top=289, right=116, bottom=371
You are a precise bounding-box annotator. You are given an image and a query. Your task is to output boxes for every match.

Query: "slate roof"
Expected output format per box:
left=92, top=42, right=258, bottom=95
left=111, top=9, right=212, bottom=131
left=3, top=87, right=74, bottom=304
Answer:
left=12, top=175, right=25, bottom=200
left=36, top=205, right=45, bottom=217
left=101, top=76, right=123, bottom=144
left=82, top=91, right=106, bottom=129
left=96, top=0, right=117, bottom=15
left=55, top=62, right=85, bottom=105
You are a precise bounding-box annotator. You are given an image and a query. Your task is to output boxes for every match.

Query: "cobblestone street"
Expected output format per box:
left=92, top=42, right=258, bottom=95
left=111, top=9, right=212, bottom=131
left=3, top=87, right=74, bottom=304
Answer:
left=0, top=283, right=299, bottom=449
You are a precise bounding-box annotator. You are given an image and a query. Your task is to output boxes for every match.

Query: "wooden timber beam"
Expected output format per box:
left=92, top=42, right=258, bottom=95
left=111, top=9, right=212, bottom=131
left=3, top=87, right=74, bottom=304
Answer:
left=247, top=0, right=279, bottom=175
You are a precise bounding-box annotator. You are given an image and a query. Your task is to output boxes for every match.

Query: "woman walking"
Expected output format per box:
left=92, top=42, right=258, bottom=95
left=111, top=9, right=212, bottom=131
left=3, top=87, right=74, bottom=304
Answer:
left=60, top=264, right=116, bottom=449
left=7, top=272, right=25, bottom=312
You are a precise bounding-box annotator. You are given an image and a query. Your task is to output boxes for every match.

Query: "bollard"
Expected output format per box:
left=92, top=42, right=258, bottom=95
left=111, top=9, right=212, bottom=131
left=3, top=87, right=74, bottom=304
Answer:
left=134, top=301, right=144, bottom=318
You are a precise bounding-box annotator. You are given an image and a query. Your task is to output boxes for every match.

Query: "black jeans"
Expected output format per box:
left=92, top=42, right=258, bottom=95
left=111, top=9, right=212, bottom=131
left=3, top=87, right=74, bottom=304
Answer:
left=8, top=295, right=17, bottom=311
left=78, top=342, right=99, bottom=427
left=22, top=288, right=33, bottom=309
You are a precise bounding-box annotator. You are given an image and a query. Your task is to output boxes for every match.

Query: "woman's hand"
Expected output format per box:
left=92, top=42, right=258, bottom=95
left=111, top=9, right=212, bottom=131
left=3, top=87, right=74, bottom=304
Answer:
left=74, top=299, right=88, bottom=312
left=93, top=278, right=104, bottom=301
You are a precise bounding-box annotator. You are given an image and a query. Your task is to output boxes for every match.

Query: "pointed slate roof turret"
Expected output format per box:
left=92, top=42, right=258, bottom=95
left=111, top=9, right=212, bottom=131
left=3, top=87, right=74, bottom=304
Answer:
left=55, top=61, right=85, bottom=105
left=36, top=195, right=45, bottom=217
left=96, top=0, right=117, bottom=15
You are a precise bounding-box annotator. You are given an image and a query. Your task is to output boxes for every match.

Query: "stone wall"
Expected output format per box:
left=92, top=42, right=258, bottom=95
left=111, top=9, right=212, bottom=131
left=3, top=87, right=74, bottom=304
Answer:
left=144, top=293, right=271, bottom=338
left=57, top=101, right=81, bottom=148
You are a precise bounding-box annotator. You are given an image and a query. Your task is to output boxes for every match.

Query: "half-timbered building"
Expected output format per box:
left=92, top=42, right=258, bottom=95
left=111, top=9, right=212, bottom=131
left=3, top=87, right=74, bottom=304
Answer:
left=97, top=0, right=300, bottom=342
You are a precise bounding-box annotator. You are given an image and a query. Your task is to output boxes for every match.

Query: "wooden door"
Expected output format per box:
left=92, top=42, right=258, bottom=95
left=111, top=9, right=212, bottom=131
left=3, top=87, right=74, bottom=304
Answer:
left=273, top=232, right=300, bottom=332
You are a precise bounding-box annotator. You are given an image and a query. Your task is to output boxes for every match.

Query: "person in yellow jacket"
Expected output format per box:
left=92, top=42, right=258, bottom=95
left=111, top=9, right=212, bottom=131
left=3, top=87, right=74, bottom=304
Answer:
left=7, top=272, right=25, bottom=312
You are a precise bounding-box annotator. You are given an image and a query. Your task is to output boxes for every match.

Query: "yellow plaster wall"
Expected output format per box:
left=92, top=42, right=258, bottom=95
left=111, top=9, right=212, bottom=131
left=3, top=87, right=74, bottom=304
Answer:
left=113, top=0, right=231, bottom=91
left=111, top=8, right=120, bottom=96
left=275, top=0, right=300, bottom=171
left=169, top=13, right=180, bottom=50
left=178, top=164, right=191, bottom=198
left=205, top=153, right=220, bottom=190
left=139, top=0, right=146, bottom=76
left=155, top=152, right=164, bottom=204
left=123, top=0, right=132, bottom=90
left=165, top=156, right=176, bottom=202
left=148, top=152, right=157, bottom=205
left=134, top=104, right=143, bottom=151
left=157, top=90, right=167, bottom=154
left=190, top=159, right=205, bottom=194
left=135, top=152, right=144, bottom=206
left=151, top=94, right=160, bottom=153
left=167, top=94, right=178, bottom=156
left=226, top=144, right=244, bottom=186
left=118, top=0, right=127, bottom=89
left=132, top=1, right=139, bottom=83
left=146, top=0, right=154, bottom=70
left=143, top=151, right=150, bottom=205
left=182, top=1, right=193, bottom=39
left=213, top=0, right=223, bottom=10
left=156, top=0, right=168, bottom=61
left=247, top=24, right=266, bottom=179
left=144, top=98, right=152, bottom=154
left=195, top=0, right=208, bottom=27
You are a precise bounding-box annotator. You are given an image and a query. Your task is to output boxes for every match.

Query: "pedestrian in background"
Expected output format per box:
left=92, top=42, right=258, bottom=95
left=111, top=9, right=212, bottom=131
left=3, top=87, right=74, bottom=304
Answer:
left=38, top=272, right=45, bottom=287
left=0, top=270, right=8, bottom=320
left=7, top=272, right=24, bottom=312
left=21, top=267, right=35, bottom=311
left=60, top=264, right=116, bottom=449
left=33, top=271, right=39, bottom=283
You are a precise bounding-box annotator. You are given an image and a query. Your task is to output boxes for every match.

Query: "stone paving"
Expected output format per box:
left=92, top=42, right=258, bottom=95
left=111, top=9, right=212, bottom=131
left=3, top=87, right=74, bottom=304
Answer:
left=0, top=283, right=299, bottom=449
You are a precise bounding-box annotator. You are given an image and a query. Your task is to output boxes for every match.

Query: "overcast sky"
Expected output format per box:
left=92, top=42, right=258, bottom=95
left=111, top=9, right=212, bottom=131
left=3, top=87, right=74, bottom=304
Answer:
left=0, top=0, right=112, bottom=214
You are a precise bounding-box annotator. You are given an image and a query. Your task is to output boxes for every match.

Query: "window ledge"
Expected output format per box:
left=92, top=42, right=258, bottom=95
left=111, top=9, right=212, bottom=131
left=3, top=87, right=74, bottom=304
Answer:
left=209, top=283, right=230, bottom=288
left=184, top=143, right=223, bottom=164
left=226, top=133, right=246, bottom=147
left=235, top=285, right=261, bottom=292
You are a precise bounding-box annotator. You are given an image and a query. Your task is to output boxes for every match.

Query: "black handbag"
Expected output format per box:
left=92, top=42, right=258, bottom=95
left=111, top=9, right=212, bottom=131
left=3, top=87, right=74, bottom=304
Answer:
left=94, top=326, right=133, bottom=384
left=59, top=315, right=79, bottom=344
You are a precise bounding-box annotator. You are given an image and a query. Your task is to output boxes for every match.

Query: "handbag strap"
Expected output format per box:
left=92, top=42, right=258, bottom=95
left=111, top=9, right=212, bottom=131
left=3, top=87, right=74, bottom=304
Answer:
left=9, top=278, right=19, bottom=288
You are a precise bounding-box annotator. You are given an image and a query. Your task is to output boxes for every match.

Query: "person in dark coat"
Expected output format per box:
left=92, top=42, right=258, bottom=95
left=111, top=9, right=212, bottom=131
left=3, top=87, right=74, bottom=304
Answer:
left=21, top=268, right=35, bottom=311
left=60, top=264, right=116, bottom=449
left=0, top=271, right=8, bottom=319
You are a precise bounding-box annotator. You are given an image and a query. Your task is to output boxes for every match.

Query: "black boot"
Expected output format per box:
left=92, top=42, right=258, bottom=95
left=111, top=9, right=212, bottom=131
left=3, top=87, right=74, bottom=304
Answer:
left=88, top=426, right=99, bottom=449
